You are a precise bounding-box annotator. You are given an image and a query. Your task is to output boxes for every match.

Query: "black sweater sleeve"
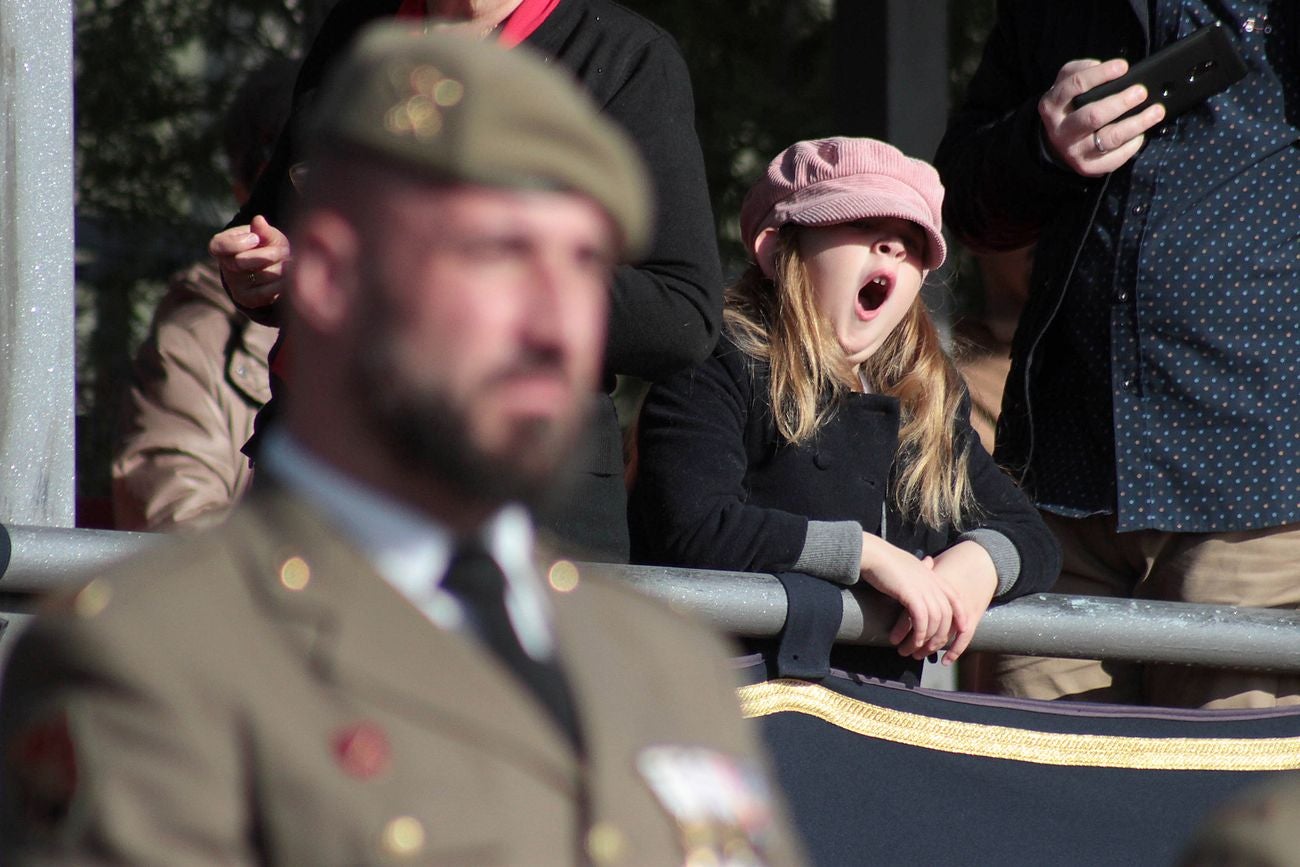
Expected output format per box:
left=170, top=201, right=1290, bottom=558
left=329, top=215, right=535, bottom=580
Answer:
left=592, top=29, right=723, bottom=381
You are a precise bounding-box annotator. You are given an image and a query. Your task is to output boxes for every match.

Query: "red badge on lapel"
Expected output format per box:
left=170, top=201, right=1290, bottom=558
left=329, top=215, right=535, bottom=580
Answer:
left=7, top=710, right=79, bottom=830
left=332, top=722, right=391, bottom=780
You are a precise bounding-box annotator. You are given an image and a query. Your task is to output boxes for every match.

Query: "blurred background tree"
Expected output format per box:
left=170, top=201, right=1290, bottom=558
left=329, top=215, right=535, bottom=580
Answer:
left=72, top=0, right=996, bottom=523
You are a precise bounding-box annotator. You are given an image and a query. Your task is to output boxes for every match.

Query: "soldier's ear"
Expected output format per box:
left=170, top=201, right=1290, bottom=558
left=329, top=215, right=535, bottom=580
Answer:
left=753, top=227, right=780, bottom=279
left=289, top=211, right=361, bottom=335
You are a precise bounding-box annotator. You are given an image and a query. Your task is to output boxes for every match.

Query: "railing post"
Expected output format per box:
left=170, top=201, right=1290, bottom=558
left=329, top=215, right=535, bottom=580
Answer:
left=0, top=0, right=77, bottom=529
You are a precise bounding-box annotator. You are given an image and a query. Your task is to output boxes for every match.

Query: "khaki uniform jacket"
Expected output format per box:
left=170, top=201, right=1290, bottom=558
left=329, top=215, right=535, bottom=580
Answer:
left=0, top=487, right=805, bottom=866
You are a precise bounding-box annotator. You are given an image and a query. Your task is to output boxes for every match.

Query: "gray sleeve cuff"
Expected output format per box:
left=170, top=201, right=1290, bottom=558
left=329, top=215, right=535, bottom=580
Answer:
left=793, top=521, right=863, bottom=586
left=959, top=529, right=1021, bottom=598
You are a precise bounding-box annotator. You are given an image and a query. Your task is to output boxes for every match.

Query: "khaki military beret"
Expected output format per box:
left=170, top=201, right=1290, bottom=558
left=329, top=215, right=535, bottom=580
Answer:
left=308, top=21, right=652, bottom=258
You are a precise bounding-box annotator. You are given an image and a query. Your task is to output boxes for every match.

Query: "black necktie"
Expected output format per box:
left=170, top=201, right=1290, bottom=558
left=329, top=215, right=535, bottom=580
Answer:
left=441, top=542, right=582, bottom=750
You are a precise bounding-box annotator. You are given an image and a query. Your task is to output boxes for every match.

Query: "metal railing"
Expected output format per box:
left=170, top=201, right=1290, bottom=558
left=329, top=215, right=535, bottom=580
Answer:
left=3, top=523, right=1299, bottom=672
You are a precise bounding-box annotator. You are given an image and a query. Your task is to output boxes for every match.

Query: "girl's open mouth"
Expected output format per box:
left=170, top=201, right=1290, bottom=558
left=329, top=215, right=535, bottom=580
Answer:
left=857, top=274, right=891, bottom=315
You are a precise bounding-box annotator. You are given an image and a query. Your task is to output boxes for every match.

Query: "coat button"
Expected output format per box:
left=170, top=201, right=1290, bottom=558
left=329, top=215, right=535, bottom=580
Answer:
left=813, top=452, right=831, bottom=470
left=279, top=556, right=311, bottom=591
left=381, top=816, right=425, bottom=858
left=74, top=579, right=112, bottom=618
left=586, top=822, right=627, bottom=864
left=547, top=560, right=581, bottom=593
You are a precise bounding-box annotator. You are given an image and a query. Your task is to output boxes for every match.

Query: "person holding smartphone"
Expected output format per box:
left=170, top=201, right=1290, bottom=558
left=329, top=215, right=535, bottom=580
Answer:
left=934, top=1, right=1300, bottom=709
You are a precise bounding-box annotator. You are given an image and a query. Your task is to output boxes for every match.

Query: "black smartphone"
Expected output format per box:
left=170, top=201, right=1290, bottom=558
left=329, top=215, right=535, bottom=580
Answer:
left=1072, top=22, right=1248, bottom=121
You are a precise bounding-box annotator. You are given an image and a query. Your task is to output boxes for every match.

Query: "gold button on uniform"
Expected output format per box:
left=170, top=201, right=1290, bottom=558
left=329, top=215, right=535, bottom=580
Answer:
left=279, top=557, right=311, bottom=591
left=684, top=846, right=721, bottom=867
left=547, top=560, right=581, bottom=593
left=585, top=821, right=627, bottom=865
left=74, top=580, right=112, bottom=619
left=380, top=816, right=425, bottom=858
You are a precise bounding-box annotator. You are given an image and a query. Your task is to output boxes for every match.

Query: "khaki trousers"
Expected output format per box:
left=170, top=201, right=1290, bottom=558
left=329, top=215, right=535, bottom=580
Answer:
left=992, top=512, right=1300, bottom=709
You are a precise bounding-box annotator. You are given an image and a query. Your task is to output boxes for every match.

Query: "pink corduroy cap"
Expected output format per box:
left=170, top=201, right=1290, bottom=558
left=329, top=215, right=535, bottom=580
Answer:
left=739, top=137, right=947, bottom=269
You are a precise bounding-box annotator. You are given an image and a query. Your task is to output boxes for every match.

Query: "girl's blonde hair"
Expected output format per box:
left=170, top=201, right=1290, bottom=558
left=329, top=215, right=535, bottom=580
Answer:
left=724, top=226, right=975, bottom=529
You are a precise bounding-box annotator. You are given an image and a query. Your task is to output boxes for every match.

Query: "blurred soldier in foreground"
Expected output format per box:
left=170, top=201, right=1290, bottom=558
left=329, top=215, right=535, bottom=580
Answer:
left=0, top=24, right=803, bottom=866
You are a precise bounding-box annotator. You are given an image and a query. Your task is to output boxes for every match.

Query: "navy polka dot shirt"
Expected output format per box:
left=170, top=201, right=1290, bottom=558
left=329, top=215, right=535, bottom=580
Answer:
left=1032, top=0, right=1300, bottom=533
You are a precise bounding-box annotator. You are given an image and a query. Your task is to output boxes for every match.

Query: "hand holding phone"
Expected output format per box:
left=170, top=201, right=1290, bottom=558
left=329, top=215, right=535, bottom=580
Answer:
left=1038, top=23, right=1248, bottom=177
left=1072, top=22, right=1248, bottom=121
left=1038, top=57, right=1166, bottom=177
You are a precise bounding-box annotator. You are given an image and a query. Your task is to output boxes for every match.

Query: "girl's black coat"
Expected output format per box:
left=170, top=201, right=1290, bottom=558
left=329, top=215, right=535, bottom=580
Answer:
left=630, top=336, right=1061, bottom=601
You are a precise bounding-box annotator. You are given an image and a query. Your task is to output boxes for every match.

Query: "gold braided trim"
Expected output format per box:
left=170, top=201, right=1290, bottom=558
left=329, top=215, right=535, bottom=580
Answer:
left=737, top=679, right=1300, bottom=771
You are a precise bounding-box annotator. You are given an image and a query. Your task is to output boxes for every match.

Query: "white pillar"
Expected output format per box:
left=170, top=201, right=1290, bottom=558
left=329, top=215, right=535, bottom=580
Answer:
left=0, top=0, right=76, bottom=528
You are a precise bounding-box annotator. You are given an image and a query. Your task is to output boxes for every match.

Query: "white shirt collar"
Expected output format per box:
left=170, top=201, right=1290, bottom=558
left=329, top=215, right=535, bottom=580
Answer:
left=259, top=431, right=555, bottom=659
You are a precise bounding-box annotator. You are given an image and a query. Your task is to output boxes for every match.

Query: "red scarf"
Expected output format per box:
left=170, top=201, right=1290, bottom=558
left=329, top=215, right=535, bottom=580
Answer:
left=393, top=0, right=561, bottom=46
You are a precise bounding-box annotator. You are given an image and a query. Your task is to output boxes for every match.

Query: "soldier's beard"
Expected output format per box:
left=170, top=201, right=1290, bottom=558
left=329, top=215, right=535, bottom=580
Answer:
left=349, top=300, right=588, bottom=511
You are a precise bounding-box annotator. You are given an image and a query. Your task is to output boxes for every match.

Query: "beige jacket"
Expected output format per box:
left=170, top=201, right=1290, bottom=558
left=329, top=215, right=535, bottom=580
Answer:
left=113, top=261, right=277, bottom=532
left=0, top=486, right=806, bottom=866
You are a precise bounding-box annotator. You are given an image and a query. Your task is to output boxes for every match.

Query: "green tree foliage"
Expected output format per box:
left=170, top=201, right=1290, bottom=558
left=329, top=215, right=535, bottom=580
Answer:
left=949, top=0, right=998, bottom=101
left=944, top=0, right=999, bottom=317
left=76, top=0, right=329, bottom=227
